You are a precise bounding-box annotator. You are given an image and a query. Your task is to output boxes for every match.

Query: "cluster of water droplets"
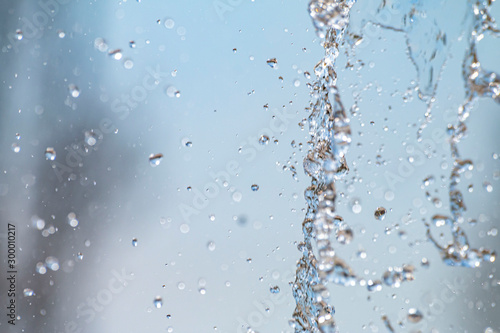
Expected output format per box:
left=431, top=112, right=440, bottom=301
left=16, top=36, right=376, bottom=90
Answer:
left=292, top=1, right=357, bottom=332
left=426, top=0, right=498, bottom=267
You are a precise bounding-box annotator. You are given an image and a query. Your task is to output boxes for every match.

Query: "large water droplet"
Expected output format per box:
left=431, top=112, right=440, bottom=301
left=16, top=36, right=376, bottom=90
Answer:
left=407, top=308, right=423, bottom=323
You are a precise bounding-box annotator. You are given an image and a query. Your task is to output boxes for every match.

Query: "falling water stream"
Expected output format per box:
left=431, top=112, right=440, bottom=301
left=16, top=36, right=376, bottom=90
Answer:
left=292, top=0, right=499, bottom=331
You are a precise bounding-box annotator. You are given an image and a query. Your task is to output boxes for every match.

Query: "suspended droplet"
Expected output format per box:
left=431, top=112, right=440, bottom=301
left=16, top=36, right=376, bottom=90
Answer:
left=258, top=135, right=270, bottom=145
left=15, top=29, right=23, bottom=40
left=266, top=58, right=278, bottom=68
left=67, top=212, right=79, bottom=227
left=57, top=30, right=65, bottom=38
left=129, top=40, right=136, bottom=48
left=11, top=143, right=20, bottom=153
left=185, top=141, right=192, bottom=147
left=84, top=131, right=98, bottom=146
left=68, top=84, right=80, bottom=98
left=77, top=252, right=84, bottom=260
left=251, top=184, right=259, bottom=191
left=45, top=147, right=56, bottom=161
left=164, top=18, right=175, bottom=29
left=270, top=285, right=280, bottom=294
left=123, top=59, right=134, bottom=69
left=153, top=296, right=163, bottom=308
left=108, top=49, right=123, bottom=60
left=23, top=288, right=35, bottom=297
left=484, top=182, right=493, bottom=192
left=132, top=238, right=138, bottom=247
left=407, top=308, right=423, bottom=323
left=207, top=241, right=216, bottom=251
left=149, top=153, right=163, bottom=167
left=374, top=207, right=387, bottom=221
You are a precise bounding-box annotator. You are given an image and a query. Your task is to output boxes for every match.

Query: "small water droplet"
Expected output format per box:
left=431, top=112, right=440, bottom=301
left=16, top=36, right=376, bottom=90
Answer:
left=23, top=288, right=35, bottom=297
left=251, top=184, right=259, bottom=191
left=153, top=296, right=163, bottom=308
left=266, top=58, right=277, bottom=68
left=258, top=135, right=270, bottom=145
left=68, top=84, right=80, bottom=98
left=77, top=252, right=84, bottom=260
left=207, top=241, right=216, bottom=251
left=132, top=238, right=138, bottom=247
left=57, top=30, right=65, bottom=38
left=108, top=49, right=123, bottom=60
left=129, top=40, right=136, bottom=48
left=484, top=182, right=493, bottom=192
left=185, top=141, right=192, bottom=147
left=407, top=308, right=423, bottom=323
left=67, top=212, right=79, bottom=227
left=374, top=207, right=387, bottom=221
left=164, top=18, right=175, bottom=29
left=270, top=285, right=280, bottom=294
left=45, top=147, right=56, bottom=161
left=149, top=153, right=163, bottom=167
left=123, top=59, right=134, bottom=69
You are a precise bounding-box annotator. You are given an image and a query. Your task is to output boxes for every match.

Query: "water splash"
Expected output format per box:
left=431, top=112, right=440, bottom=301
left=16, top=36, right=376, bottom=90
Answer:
left=426, top=0, right=498, bottom=267
left=292, top=1, right=357, bottom=332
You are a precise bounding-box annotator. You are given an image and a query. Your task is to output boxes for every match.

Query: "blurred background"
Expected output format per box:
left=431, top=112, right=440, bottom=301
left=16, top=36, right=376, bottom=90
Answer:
left=0, top=0, right=499, bottom=332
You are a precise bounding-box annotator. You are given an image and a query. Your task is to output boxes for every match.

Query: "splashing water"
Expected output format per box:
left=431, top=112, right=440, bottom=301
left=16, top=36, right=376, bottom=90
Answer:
left=426, top=0, right=498, bottom=268
left=293, top=0, right=498, bottom=331
left=292, top=1, right=357, bottom=332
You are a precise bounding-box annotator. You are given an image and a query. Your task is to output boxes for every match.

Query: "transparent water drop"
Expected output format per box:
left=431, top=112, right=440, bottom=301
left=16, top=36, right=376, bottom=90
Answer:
left=45, top=147, right=56, bottom=161
left=164, top=18, right=175, bottom=29
left=57, top=30, right=65, bottom=38
left=251, top=184, right=259, bottom=191
left=108, top=49, right=123, bottom=60
left=132, top=238, right=138, bottom=247
left=23, top=288, right=35, bottom=297
left=153, top=296, right=163, bottom=308
left=294, top=79, right=301, bottom=87
left=185, top=141, right=192, bottom=147
left=84, top=131, right=98, bottom=146
left=258, top=135, right=269, bottom=145
left=77, top=252, right=83, bottom=260
left=351, top=199, right=362, bottom=214
left=11, top=143, right=20, bottom=153
left=484, top=182, right=493, bottom=192
left=45, top=257, right=59, bottom=271
left=207, top=241, right=216, bottom=251
left=367, top=280, right=382, bottom=292
left=374, top=207, right=387, bottom=221
left=407, top=308, right=423, bottom=323
left=270, top=285, right=280, bottom=294
left=15, top=29, right=23, bottom=40
left=149, top=153, right=163, bottom=167
left=129, top=40, right=136, bottom=48
left=67, top=212, right=79, bottom=227
left=123, top=59, right=134, bottom=69
left=266, top=58, right=278, bottom=68
left=177, top=282, right=185, bottom=290
left=166, top=86, right=180, bottom=98
left=180, top=224, right=190, bottom=233
left=232, top=48, right=237, bottom=53
left=68, top=84, right=80, bottom=98
left=199, top=288, right=206, bottom=295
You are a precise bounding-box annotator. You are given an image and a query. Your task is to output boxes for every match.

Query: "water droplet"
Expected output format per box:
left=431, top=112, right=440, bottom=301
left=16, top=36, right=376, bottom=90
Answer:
left=164, top=18, right=175, bottom=29
left=185, top=141, right=192, bottom=147
left=484, top=182, right=493, bottom=192
left=207, top=241, right=216, bottom=251
left=68, top=84, right=80, bottom=98
left=367, top=280, right=382, bottom=292
left=180, top=224, right=190, bottom=233
left=166, top=85, right=180, bottom=98
left=129, top=40, right=136, bottom=48
left=153, top=296, right=163, bottom=308
left=11, top=143, right=20, bottom=153
left=232, top=48, right=237, bottom=53
left=84, top=131, right=98, bottom=146
left=258, top=135, right=270, bottom=145
left=266, top=58, right=278, bottom=68
left=45, top=147, right=56, bottom=161
left=149, top=153, right=163, bottom=167
left=45, top=256, right=59, bottom=271
left=251, top=184, right=259, bottom=191
left=374, top=207, right=387, bottom=220
left=132, top=238, right=138, bottom=247
left=123, top=59, right=134, bottom=69
left=351, top=199, right=362, bottom=214
left=108, top=49, right=123, bottom=60
left=15, top=29, right=23, bottom=40
left=77, top=252, right=84, bottom=260
left=270, top=285, right=280, bottom=294
left=294, top=79, right=301, bottom=87
left=407, top=308, right=423, bottom=323
left=23, top=288, right=35, bottom=297
left=67, top=212, right=79, bottom=227
left=199, top=287, right=206, bottom=295
left=57, top=30, right=65, bottom=38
